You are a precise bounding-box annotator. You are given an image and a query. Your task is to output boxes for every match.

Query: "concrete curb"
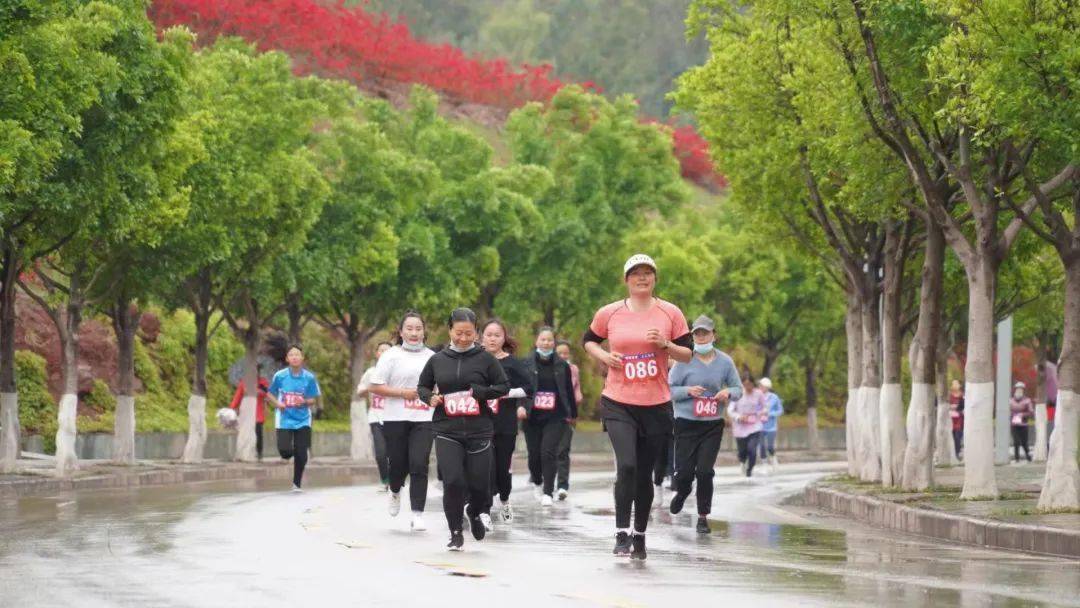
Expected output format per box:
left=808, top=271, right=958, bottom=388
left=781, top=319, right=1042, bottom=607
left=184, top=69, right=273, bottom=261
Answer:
left=803, top=484, right=1080, bottom=559
left=0, top=461, right=377, bottom=499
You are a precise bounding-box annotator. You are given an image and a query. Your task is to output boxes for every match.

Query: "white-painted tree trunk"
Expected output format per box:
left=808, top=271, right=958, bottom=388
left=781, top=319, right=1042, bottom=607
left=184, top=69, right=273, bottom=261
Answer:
left=879, top=383, right=905, bottom=486
left=961, top=381, right=998, bottom=499
left=859, top=386, right=882, bottom=481
left=902, top=382, right=936, bottom=490
left=55, top=393, right=78, bottom=475
left=181, top=394, right=207, bottom=463
left=807, top=406, right=820, bottom=452
left=0, top=392, right=18, bottom=472
left=234, top=395, right=258, bottom=462
left=350, top=398, right=373, bottom=462
left=934, top=389, right=958, bottom=466
left=1034, top=403, right=1048, bottom=462
left=112, top=395, right=136, bottom=464
left=1038, top=390, right=1079, bottom=509
left=846, top=387, right=861, bottom=476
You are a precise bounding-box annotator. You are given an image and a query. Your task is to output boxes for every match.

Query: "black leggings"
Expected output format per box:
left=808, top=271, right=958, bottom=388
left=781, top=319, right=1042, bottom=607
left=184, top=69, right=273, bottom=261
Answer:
left=370, top=422, right=389, bottom=483
left=673, top=418, right=724, bottom=515
left=602, top=399, right=673, bottom=532
left=525, top=420, right=566, bottom=496
left=491, top=432, right=517, bottom=503
left=382, top=421, right=433, bottom=512
left=653, top=432, right=674, bottom=486
left=1011, top=425, right=1031, bottom=462
left=736, top=432, right=761, bottom=476
left=557, top=425, right=573, bottom=491
left=256, top=422, right=264, bottom=458
left=435, top=434, right=492, bottom=533
left=277, top=427, right=311, bottom=487
left=952, top=429, right=963, bottom=459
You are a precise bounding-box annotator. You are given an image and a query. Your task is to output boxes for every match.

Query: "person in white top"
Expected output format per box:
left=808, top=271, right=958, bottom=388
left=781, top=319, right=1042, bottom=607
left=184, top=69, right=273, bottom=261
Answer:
left=368, top=311, right=436, bottom=531
left=356, top=341, right=393, bottom=491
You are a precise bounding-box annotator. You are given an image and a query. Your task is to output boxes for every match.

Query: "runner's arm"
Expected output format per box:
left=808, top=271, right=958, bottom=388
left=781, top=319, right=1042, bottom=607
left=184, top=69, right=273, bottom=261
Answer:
left=722, top=358, right=743, bottom=401
left=416, top=359, right=437, bottom=405
left=668, top=364, right=691, bottom=401
left=471, top=356, right=510, bottom=402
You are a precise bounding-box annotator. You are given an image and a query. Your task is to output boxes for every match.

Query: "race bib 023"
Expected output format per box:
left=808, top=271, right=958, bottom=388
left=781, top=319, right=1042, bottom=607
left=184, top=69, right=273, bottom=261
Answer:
left=534, top=391, right=556, bottom=411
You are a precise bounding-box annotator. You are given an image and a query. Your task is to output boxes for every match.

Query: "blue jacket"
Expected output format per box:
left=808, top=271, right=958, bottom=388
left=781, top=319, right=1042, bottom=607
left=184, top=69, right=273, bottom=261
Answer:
left=761, top=391, right=784, bottom=432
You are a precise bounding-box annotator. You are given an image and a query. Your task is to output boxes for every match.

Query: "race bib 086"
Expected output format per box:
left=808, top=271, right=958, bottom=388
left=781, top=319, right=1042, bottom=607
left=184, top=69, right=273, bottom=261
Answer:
left=622, top=353, right=659, bottom=383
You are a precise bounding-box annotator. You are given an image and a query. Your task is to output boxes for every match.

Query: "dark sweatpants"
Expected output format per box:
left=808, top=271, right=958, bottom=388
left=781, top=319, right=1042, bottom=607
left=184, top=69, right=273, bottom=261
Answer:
left=382, top=420, right=433, bottom=512
left=556, top=425, right=573, bottom=491
left=491, top=432, right=517, bottom=503
left=525, top=420, right=566, bottom=496
left=370, top=422, right=390, bottom=483
left=672, top=418, right=724, bottom=515
left=735, top=431, right=762, bottom=477
left=435, top=433, right=493, bottom=533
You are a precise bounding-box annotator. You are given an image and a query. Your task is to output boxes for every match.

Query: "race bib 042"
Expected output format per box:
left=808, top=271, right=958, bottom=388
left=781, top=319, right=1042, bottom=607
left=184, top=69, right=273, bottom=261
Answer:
left=444, top=390, right=480, bottom=417
left=488, top=399, right=499, bottom=414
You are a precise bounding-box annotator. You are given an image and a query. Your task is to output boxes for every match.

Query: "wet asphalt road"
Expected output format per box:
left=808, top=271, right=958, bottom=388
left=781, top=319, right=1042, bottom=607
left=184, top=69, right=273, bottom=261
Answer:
left=1, top=460, right=1077, bottom=608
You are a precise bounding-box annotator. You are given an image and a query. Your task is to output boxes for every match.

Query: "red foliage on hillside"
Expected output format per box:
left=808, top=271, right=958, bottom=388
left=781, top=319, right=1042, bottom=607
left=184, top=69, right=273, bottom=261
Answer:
left=148, top=0, right=726, bottom=190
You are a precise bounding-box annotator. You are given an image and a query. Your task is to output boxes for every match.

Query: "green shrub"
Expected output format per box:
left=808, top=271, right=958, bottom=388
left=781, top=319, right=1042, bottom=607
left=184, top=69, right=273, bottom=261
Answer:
left=15, top=350, right=55, bottom=434
left=300, top=325, right=350, bottom=421
left=83, top=379, right=116, bottom=412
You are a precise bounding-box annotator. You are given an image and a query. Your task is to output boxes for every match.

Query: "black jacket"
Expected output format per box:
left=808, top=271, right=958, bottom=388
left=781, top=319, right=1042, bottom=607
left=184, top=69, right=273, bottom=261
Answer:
left=418, top=345, right=509, bottom=437
left=522, top=351, right=578, bottom=425
left=491, top=355, right=533, bottom=435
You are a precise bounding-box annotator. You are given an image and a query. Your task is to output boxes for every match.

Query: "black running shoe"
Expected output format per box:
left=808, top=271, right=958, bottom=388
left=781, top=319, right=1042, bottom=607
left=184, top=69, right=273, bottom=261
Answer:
left=696, top=517, right=711, bottom=534
left=613, top=531, right=631, bottom=556
left=469, top=513, right=486, bottom=541
left=630, top=534, right=647, bottom=560
left=668, top=492, right=687, bottom=515
left=447, top=531, right=464, bottom=551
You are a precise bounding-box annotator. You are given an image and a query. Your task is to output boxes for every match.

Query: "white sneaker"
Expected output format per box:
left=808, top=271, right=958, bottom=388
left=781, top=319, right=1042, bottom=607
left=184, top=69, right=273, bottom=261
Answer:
left=653, top=484, right=664, bottom=508
left=557, top=488, right=568, bottom=501
left=479, top=512, right=493, bottom=531
left=541, top=494, right=554, bottom=507
left=388, top=492, right=401, bottom=516
left=377, top=484, right=389, bottom=493
left=291, top=484, right=303, bottom=493
left=740, top=461, right=747, bottom=476
left=533, top=484, right=543, bottom=500
left=411, top=512, right=426, bottom=531
left=501, top=501, right=514, bottom=523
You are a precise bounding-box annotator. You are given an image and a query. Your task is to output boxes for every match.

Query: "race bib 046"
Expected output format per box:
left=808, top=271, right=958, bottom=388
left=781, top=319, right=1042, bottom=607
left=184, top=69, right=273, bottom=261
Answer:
left=444, top=390, right=480, bottom=417
left=693, top=397, right=719, bottom=417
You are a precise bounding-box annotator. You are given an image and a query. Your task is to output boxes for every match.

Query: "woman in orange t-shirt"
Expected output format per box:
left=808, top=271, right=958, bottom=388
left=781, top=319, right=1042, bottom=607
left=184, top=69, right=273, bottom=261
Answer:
left=583, top=254, right=693, bottom=560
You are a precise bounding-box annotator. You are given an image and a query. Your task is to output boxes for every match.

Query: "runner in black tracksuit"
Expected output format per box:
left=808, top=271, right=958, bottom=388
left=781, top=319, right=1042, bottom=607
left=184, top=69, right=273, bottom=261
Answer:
left=417, top=308, right=509, bottom=551
left=480, top=319, right=532, bottom=526
left=522, top=327, right=578, bottom=506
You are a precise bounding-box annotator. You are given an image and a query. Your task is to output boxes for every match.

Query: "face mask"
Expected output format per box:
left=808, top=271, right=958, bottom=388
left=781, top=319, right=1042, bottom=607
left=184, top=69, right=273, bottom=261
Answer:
left=401, top=341, right=425, bottom=352
left=449, top=343, right=472, bottom=353
left=537, top=348, right=554, bottom=358
left=694, top=342, right=714, bottom=355
left=1014, top=390, right=1024, bottom=398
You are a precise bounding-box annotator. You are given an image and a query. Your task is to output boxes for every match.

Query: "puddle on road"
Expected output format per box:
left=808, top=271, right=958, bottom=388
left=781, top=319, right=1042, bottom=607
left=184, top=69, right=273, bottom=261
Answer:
left=415, top=560, right=489, bottom=578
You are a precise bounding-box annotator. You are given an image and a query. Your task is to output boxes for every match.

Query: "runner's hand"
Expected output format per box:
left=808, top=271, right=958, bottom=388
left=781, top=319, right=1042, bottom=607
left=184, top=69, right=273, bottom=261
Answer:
left=604, top=351, right=624, bottom=369
left=568, top=418, right=577, bottom=428
left=517, top=406, right=528, bottom=421
left=717, top=389, right=730, bottom=401
left=645, top=328, right=667, bottom=348
left=430, top=395, right=443, bottom=408
left=687, top=386, right=707, bottom=398
left=401, top=388, right=419, bottom=400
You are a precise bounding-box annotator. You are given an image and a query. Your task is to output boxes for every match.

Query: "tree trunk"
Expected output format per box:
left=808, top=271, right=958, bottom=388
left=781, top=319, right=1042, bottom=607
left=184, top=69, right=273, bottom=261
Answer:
left=111, top=297, right=141, bottom=464
left=54, top=281, right=84, bottom=476
left=1035, top=346, right=1050, bottom=462
left=348, top=323, right=373, bottom=462
left=761, top=348, right=778, bottom=381
left=234, top=323, right=260, bottom=462
left=934, top=328, right=959, bottom=466
left=845, top=290, right=864, bottom=476
left=961, top=257, right=1000, bottom=499
left=902, top=223, right=944, bottom=489
left=182, top=277, right=211, bottom=463
left=859, top=283, right=883, bottom=482
left=880, top=223, right=906, bottom=486
left=287, top=294, right=303, bottom=345
left=0, top=246, right=20, bottom=471
left=805, top=359, right=820, bottom=452
left=1038, top=257, right=1080, bottom=509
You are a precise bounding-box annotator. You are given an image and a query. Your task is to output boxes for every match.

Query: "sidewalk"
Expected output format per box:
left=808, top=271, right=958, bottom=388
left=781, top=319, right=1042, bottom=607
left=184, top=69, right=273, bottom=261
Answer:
left=1, top=448, right=844, bottom=499
left=803, top=462, right=1080, bottom=558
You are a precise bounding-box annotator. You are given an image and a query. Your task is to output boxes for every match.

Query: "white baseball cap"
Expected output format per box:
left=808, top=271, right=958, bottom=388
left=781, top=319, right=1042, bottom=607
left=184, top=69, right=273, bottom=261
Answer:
left=1014, top=381, right=1026, bottom=389
left=759, top=377, right=773, bottom=390
left=623, top=254, right=657, bottom=277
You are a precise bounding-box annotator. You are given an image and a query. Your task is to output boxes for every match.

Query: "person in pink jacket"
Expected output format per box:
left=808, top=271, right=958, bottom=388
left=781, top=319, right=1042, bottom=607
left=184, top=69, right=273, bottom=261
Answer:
left=727, top=377, right=767, bottom=478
